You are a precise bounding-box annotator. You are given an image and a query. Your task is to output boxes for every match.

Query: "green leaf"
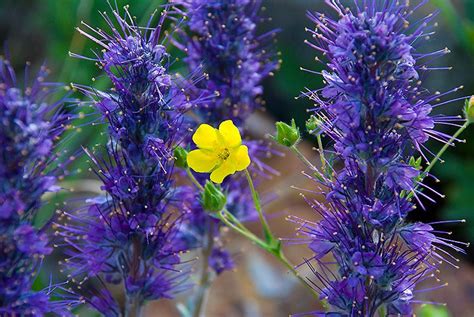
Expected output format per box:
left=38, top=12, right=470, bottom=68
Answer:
left=416, top=305, right=451, bottom=317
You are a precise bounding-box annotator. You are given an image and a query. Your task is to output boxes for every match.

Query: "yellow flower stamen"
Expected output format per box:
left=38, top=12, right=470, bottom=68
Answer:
left=218, top=148, right=231, bottom=161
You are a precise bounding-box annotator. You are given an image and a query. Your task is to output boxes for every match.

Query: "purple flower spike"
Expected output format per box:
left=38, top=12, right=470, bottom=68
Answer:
left=291, top=1, right=469, bottom=315
left=0, top=56, right=75, bottom=315
left=173, top=0, right=280, bottom=125
left=60, top=5, right=208, bottom=315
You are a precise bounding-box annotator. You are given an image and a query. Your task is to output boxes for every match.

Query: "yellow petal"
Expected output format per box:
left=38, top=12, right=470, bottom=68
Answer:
left=231, top=145, right=251, bottom=171
left=187, top=149, right=218, bottom=173
left=210, top=160, right=236, bottom=184
left=218, top=120, right=241, bottom=148
left=192, top=124, right=218, bottom=149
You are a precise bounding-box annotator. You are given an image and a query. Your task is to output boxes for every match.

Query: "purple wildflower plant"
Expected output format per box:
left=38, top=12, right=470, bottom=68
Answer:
left=289, top=1, right=470, bottom=315
left=171, top=0, right=281, bottom=275
left=58, top=5, right=209, bottom=316
left=0, top=56, right=75, bottom=315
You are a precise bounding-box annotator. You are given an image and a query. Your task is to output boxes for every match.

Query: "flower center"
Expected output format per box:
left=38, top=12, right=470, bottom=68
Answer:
left=218, top=148, right=230, bottom=161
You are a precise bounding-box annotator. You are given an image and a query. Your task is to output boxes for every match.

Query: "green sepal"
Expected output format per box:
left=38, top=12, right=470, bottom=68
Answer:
left=201, top=181, right=227, bottom=212
left=173, top=146, right=188, bottom=169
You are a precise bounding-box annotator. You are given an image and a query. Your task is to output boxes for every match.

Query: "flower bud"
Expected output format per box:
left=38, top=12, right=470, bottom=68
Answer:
left=305, top=115, right=323, bottom=134
left=408, top=156, right=422, bottom=170
left=173, top=146, right=188, bottom=168
left=275, top=119, right=300, bottom=147
left=202, top=181, right=227, bottom=212
left=464, top=96, right=474, bottom=124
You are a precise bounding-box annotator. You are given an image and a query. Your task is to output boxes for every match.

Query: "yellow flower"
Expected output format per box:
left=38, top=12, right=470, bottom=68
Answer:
left=187, top=120, right=251, bottom=184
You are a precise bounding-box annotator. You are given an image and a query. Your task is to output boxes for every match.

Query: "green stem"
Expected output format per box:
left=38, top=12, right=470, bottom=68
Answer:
left=217, top=210, right=268, bottom=249
left=222, top=208, right=247, bottom=231
left=290, top=145, right=317, bottom=171
left=290, top=145, right=325, bottom=181
left=276, top=249, right=318, bottom=297
left=316, top=135, right=326, bottom=170
left=192, top=221, right=214, bottom=317
left=185, top=167, right=265, bottom=247
left=184, top=168, right=318, bottom=298
left=244, top=169, right=274, bottom=242
left=218, top=210, right=317, bottom=296
left=406, top=121, right=469, bottom=200
left=186, top=168, right=204, bottom=191
left=424, top=121, right=469, bottom=176
left=377, top=305, right=387, bottom=317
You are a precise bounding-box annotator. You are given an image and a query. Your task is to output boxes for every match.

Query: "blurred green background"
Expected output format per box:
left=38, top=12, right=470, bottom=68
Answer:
left=1, top=0, right=474, bottom=316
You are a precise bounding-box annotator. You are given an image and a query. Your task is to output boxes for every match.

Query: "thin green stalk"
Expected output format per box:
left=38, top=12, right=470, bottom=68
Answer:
left=217, top=211, right=268, bottom=250
left=185, top=167, right=262, bottom=243
left=244, top=169, right=274, bottom=242
left=316, top=135, right=326, bottom=170
left=291, top=145, right=318, bottom=171
left=276, top=249, right=318, bottom=297
left=222, top=207, right=247, bottom=231
left=407, top=121, right=469, bottom=200
left=192, top=221, right=214, bottom=317
left=184, top=168, right=318, bottom=297
left=290, top=145, right=325, bottom=181
left=186, top=168, right=204, bottom=191
left=424, top=121, right=469, bottom=175
left=218, top=209, right=317, bottom=296
left=377, top=305, right=387, bottom=317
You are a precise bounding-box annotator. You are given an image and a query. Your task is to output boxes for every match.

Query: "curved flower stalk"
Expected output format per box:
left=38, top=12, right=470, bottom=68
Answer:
left=0, top=57, right=75, bottom=315
left=58, top=6, right=209, bottom=316
left=284, top=1, right=471, bottom=316
left=184, top=120, right=317, bottom=296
